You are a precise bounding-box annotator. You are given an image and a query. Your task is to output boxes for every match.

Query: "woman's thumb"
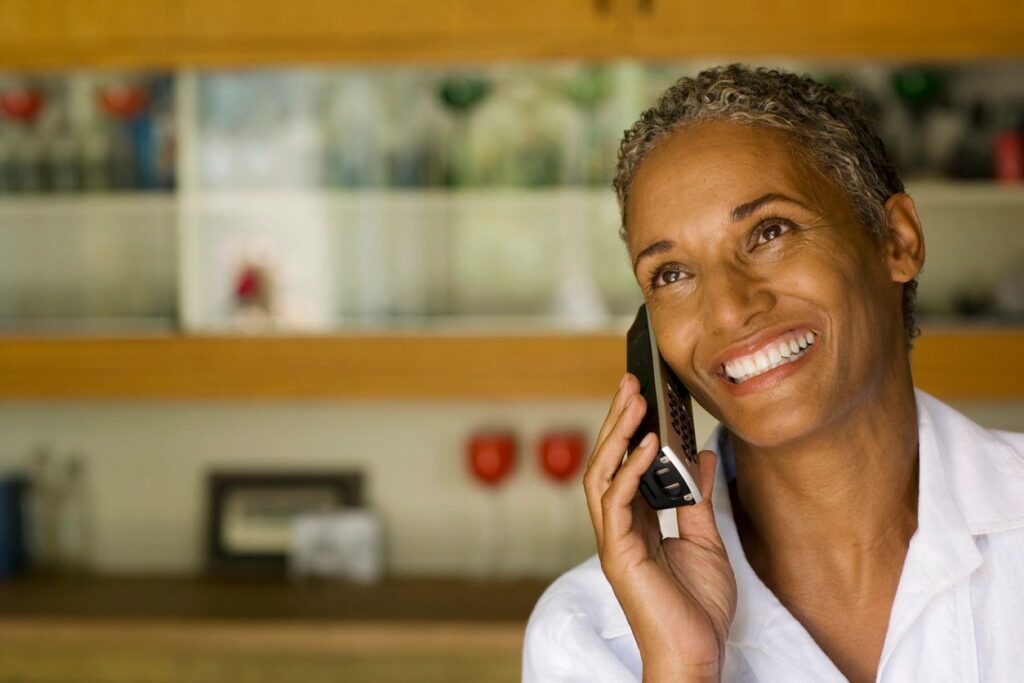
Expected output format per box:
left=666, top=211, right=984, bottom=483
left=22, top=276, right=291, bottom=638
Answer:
left=676, top=449, right=720, bottom=539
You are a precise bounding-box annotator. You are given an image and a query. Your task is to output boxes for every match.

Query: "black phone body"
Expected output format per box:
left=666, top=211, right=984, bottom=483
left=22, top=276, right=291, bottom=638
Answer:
left=626, top=304, right=702, bottom=509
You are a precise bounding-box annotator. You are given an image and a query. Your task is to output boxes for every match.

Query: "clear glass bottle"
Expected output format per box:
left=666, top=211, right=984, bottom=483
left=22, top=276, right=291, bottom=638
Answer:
left=56, top=454, right=91, bottom=573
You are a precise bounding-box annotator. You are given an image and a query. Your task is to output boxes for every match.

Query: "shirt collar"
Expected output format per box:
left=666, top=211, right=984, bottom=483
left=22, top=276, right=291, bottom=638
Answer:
left=914, top=388, right=1024, bottom=535
left=708, top=388, right=1021, bottom=671
left=597, top=389, right=1024, bottom=657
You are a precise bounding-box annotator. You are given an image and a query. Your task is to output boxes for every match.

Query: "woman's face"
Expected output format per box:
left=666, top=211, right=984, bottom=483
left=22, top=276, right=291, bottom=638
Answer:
left=626, top=121, right=906, bottom=449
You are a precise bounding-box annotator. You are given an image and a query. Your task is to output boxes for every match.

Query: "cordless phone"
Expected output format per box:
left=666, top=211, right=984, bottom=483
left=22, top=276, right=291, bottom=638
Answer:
left=626, top=304, right=702, bottom=509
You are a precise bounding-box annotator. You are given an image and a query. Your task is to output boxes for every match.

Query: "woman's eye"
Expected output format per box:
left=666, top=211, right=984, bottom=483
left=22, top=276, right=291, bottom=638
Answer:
left=755, top=219, right=793, bottom=245
left=651, top=267, right=686, bottom=289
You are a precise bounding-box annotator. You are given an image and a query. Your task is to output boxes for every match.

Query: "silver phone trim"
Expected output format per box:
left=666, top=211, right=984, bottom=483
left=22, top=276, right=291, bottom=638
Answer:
left=646, top=309, right=704, bottom=504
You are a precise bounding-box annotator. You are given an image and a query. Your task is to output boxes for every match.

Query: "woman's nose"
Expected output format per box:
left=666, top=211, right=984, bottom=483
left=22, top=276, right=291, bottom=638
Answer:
left=699, top=264, right=776, bottom=334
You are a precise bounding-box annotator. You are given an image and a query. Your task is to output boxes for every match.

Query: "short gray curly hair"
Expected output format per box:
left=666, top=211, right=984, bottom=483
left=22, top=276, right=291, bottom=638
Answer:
left=613, top=64, right=919, bottom=349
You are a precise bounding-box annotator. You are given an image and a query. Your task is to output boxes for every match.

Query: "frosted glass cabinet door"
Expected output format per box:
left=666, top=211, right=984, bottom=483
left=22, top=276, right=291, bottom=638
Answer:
left=181, top=72, right=337, bottom=332
left=0, top=195, right=177, bottom=329
left=181, top=192, right=337, bottom=332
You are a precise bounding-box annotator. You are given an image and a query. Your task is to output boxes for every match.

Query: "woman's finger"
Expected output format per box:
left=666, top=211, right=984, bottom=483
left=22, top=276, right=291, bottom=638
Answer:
left=594, top=373, right=637, bottom=451
left=585, top=392, right=646, bottom=497
left=697, top=448, right=717, bottom=501
left=584, top=394, right=645, bottom=547
left=601, top=431, right=659, bottom=546
left=632, top=486, right=665, bottom=558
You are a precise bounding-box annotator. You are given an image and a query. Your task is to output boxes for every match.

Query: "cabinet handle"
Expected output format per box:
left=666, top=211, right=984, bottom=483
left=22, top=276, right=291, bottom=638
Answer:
left=637, top=0, right=653, bottom=13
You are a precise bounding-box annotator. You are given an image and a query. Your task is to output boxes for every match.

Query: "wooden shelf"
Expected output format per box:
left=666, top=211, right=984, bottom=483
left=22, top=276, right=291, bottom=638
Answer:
left=0, top=573, right=547, bottom=621
left=1, top=0, right=1022, bottom=70
left=0, top=575, right=537, bottom=681
left=0, top=332, right=621, bottom=400
left=0, top=327, right=1021, bottom=400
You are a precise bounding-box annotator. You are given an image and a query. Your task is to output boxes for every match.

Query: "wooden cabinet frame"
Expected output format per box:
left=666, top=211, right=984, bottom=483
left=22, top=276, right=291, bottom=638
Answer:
left=1, top=0, right=1022, bottom=69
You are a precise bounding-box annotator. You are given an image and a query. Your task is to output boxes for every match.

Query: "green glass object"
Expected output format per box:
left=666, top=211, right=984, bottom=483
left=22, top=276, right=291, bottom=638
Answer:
left=438, top=76, right=491, bottom=113
left=437, top=75, right=491, bottom=187
left=891, top=68, right=945, bottom=107
left=565, top=66, right=611, bottom=110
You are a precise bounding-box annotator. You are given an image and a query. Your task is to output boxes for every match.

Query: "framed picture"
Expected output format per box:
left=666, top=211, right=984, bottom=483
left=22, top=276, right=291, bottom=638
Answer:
left=205, top=471, right=363, bottom=575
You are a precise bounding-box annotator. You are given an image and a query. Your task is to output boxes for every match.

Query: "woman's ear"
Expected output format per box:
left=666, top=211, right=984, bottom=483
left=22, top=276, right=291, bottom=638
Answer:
left=883, top=193, right=926, bottom=284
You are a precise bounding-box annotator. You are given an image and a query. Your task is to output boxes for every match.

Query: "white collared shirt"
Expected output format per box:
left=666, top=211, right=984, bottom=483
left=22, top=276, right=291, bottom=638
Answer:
left=523, top=389, right=1024, bottom=682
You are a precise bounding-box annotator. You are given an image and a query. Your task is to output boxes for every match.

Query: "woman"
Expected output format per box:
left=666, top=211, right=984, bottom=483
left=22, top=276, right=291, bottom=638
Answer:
left=523, top=65, right=1024, bottom=682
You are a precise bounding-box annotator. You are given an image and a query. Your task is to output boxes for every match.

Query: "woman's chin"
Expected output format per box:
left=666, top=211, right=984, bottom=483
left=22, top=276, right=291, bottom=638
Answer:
left=721, top=406, right=827, bottom=453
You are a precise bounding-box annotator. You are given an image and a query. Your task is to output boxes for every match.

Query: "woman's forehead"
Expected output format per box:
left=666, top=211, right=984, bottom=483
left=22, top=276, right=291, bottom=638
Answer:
left=625, top=122, right=837, bottom=238
left=633, top=123, right=813, bottom=203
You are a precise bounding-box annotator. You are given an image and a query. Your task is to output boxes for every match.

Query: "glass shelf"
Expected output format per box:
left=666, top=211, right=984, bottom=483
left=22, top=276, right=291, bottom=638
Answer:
left=2, top=63, right=1024, bottom=334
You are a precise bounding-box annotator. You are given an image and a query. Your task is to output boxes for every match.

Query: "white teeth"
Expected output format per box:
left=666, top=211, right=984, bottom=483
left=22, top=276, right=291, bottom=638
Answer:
left=722, top=331, right=818, bottom=383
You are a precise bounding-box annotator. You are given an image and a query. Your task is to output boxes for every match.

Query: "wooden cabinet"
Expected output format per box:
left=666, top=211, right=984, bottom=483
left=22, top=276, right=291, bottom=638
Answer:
left=1, top=2, right=1022, bottom=401
left=171, top=0, right=625, bottom=65
left=1, top=0, right=1022, bottom=68
left=0, top=0, right=623, bottom=69
left=0, top=0, right=180, bottom=69
left=626, top=0, right=1024, bottom=59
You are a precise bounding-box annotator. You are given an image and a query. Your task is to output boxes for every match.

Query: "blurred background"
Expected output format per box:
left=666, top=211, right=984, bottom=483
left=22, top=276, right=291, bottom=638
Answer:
left=1, top=1, right=1023, bottom=681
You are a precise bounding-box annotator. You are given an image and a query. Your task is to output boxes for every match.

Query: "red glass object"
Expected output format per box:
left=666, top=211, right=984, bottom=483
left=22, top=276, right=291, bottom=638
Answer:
left=0, top=89, right=45, bottom=123
left=468, top=432, right=517, bottom=486
left=994, top=131, right=1023, bottom=184
left=539, top=432, right=586, bottom=483
left=98, top=84, right=148, bottom=120
left=235, top=265, right=262, bottom=300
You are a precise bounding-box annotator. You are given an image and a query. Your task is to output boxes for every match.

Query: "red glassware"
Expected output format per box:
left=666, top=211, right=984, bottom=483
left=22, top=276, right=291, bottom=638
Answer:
left=98, top=84, right=148, bottom=120
left=467, top=432, right=517, bottom=486
left=539, top=432, right=585, bottom=483
left=0, top=89, right=44, bottom=123
left=995, top=131, right=1023, bottom=184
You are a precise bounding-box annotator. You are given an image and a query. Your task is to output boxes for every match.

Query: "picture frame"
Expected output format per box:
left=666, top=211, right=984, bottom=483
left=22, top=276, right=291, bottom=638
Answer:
left=205, top=471, right=363, bottom=575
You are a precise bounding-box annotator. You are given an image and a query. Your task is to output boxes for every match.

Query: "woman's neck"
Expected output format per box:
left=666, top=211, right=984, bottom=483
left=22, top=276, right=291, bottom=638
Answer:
left=727, top=377, right=920, bottom=590
left=724, top=375, right=920, bottom=683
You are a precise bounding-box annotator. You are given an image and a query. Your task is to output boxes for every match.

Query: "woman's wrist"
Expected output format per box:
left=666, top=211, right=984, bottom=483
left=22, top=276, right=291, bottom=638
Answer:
left=642, top=660, right=719, bottom=683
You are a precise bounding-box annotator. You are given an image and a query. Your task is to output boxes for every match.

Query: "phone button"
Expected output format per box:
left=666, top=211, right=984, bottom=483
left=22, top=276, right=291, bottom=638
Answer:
left=655, top=468, right=687, bottom=499
left=654, top=467, right=678, bottom=486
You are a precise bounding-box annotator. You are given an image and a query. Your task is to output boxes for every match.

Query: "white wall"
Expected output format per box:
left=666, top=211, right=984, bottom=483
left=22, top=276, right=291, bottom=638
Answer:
left=2, top=395, right=1023, bottom=578
left=0, top=397, right=626, bottom=578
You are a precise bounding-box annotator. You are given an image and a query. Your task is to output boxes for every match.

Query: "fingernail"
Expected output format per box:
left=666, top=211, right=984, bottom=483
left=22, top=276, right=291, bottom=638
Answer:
left=640, top=432, right=654, bottom=447
left=619, top=372, right=630, bottom=389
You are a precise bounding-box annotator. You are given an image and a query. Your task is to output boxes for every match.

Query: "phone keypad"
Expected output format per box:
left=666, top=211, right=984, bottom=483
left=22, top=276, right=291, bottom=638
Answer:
left=666, top=376, right=698, bottom=465
left=652, top=464, right=690, bottom=501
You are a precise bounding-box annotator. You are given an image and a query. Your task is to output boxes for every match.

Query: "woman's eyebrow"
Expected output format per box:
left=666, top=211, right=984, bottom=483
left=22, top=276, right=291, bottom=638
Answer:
left=731, top=192, right=809, bottom=221
left=632, top=239, right=675, bottom=272
left=632, top=193, right=810, bottom=272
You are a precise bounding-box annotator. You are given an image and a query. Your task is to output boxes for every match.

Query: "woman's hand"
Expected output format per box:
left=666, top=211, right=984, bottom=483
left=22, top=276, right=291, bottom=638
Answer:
left=584, top=373, right=737, bottom=682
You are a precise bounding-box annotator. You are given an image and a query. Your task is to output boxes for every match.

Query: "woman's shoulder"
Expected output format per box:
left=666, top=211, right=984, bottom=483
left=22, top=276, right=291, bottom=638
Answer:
left=522, top=555, right=642, bottom=682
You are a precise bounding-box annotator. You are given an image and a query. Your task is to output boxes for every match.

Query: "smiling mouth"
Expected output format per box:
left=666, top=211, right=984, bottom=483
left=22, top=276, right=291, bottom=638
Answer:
left=720, top=330, right=818, bottom=384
